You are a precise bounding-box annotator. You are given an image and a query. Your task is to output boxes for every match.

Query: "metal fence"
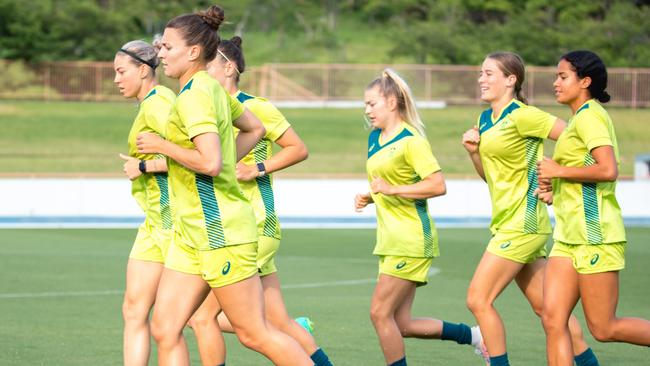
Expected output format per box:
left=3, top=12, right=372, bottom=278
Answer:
left=2, top=60, right=649, bottom=107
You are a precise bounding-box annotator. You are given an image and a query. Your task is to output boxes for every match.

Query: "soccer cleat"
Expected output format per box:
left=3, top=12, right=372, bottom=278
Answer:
left=295, top=316, right=315, bottom=334
left=471, top=325, right=490, bottom=365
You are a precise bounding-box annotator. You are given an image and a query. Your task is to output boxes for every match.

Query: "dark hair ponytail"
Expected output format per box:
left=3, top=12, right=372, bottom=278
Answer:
left=166, top=5, right=225, bottom=63
left=217, top=36, right=246, bottom=82
left=561, top=50, right=610, bottom=103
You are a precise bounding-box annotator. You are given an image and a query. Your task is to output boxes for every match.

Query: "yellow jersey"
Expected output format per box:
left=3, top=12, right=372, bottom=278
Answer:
left=478, top=99, right=556, bottom=235
left=165, top=71, right=257, bottom=250
left=127, top=85, right=175, bottom=229
left=234, top=91, right=291, bottom=240
left=366, top=122, right=441, bottom=258
left=551, top=99, right=625, bottom=244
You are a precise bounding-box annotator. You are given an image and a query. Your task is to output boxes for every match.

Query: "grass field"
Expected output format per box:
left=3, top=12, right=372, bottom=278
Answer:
left=1, top=101, right=649, bottom=176
left=1, top=228, right=649, bottom=365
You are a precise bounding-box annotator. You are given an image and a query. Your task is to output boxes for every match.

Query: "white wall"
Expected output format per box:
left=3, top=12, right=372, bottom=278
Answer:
left=0, top=178, right=648, bottom=228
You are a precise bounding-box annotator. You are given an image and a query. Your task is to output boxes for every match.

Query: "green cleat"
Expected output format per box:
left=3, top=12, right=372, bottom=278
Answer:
left=295, top=317, right=315, bottom=334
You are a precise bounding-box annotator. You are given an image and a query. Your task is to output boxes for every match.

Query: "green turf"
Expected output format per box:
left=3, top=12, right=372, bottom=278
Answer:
left=1, top=101, right=648, bottom=176
left=1, top=228, right=649, bottom=365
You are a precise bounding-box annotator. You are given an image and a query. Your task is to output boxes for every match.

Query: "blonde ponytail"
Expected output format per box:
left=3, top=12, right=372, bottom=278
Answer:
left=367, top=68, right=425, bottom=136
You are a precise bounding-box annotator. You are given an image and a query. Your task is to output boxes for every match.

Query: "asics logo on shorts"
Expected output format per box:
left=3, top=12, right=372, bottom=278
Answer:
left=590, top=254, right=600, bottom=266
left=222, top=261, right=231, bottom=275
left=499, top=241, right=512, bottom=249
left=396, top=261, right=407, bottom=270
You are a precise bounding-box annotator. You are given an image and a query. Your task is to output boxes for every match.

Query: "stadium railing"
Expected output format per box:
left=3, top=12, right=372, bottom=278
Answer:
left=1, top=60, right=649, bottom=107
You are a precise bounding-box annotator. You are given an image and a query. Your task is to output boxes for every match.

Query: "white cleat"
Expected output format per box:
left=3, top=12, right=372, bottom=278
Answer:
left=471, top=325, right=490, bottom=365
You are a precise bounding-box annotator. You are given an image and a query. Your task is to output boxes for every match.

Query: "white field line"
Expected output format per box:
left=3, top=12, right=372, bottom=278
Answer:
left=0, top=267, right=440, bottom=299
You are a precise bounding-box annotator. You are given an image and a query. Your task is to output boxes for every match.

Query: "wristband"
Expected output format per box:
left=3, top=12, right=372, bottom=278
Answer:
left=256, top=162, right=266, bottom=177
left=138, top=160, right=147, bottom=174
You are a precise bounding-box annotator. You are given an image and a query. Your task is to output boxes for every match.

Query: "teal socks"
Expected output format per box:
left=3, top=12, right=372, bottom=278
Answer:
left=575, top=348, right=599, bottom=366
left=311, top=348, right=333, bottom=366
left=440, top=321, right=473, bottom=345
left=490, top=352, right=510, bottom=366
left=388, top=356, right=407, bottom=366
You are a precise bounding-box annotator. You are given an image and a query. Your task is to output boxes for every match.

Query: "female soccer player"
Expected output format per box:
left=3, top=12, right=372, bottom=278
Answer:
left=114, top=39, right=175, bottom=366
left=461, top=52, right=598, bottom=366
left=186, top=36, right=333, bottom=366
left=355, top=69, right=487, bottom=366
left=135, top=6, right=313, bottom=366
left=538, top=50, right=650, bottom=366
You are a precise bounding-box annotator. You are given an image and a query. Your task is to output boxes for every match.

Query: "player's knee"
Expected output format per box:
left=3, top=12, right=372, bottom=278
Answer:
left=150, top=317, right=176, bottom=346
left=151, top=319, right=166, bottom=345
left=587, top=320, right=616, bottom=342
left=466, top=292, right=489, bottom=314
left=186, top=311, right=215, bottom=331
left=122, top=296, right=148, bottom=324
left=235, top=328, right=266, bottom=351
left=370, top=304, right=391, bottom=325
left=541, top=307, right=565, bottom=335
left=530, top=302, right=543, bottom=318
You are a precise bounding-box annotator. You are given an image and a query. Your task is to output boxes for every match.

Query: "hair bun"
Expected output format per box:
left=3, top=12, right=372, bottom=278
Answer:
left=598, top=91, right=611, bottom=103
left=231, top=36, right=243, bottom=48
left=152, top=34, right=163, bottom=53
left=198, top=5, right=225, bottom=31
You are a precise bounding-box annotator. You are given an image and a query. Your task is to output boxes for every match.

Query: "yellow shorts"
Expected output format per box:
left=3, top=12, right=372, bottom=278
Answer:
left=486, top=231, right=549, bottom=264
left=550, top=241, right=626, bottom=274
left=378, top=255, right=433, bottom=286
left=129, top=223, right=172, bottom=263
left=165, top=233, right=258, bottom=288
left=257, top=236, right=280, bottom=277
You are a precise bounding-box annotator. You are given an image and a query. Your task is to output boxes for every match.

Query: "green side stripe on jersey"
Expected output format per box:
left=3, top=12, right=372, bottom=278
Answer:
left=582, top=154, right=603, bottom=243
left=256, top=174, right=278, bottom=236
left=154, top=173, right=173, bottom=229
left=253, top=139, right=267, bottom=163
left=415, top=199, right=434, bottom=257
left=523, top=137, right=540, bottom=233
left=195, top=174, right=226, bottom=248
left=253, top=140, right=278, bottom=236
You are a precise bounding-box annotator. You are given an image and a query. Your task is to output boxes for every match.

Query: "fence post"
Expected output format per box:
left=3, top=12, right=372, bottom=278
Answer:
left=43, top=63, right=51, bottom=101
left=95, top=63, right=102, bottom=101
left=425, top=66, right=431, bottom=101
left=528, top=69, right=535, bottom=105
left=270, top=65, right=277, bottom=101
left=323, top=64, right=330, bottom=101
left=631, top=70, right=638, bottom=109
